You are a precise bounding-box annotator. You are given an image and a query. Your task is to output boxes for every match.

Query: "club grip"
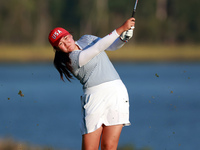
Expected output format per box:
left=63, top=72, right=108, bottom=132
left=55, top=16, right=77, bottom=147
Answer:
left=132, top=10, right=136, bottom=17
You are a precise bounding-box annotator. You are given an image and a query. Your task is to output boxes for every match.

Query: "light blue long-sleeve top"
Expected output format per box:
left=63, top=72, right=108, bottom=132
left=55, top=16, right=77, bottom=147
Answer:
left=69, top=30, right=125, bottom=89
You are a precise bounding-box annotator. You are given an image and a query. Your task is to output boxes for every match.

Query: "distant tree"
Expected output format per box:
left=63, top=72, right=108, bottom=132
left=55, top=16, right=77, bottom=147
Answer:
left=95, top=0, right=109, bottom=36
left=0, top=0, right=35, bottom=43
left=34, top=0, right=51, bottom=45
left=168, top=0, right=200, bottom=43
left=79, top=0, right=109, bottom=36
left=156, top=0, right=167, bottom=20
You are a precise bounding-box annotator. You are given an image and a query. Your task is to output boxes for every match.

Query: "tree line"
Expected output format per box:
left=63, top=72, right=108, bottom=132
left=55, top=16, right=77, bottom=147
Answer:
left=0, top=0, right=199, bottom=45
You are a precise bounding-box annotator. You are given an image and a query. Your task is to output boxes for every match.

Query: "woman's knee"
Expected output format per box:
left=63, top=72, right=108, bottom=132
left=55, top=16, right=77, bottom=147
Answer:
left=101, top=141, right=116, bottom=150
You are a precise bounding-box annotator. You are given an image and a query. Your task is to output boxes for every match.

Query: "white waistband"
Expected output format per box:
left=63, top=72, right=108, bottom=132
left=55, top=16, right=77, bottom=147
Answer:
left=83, top=79, right=123, bottom=94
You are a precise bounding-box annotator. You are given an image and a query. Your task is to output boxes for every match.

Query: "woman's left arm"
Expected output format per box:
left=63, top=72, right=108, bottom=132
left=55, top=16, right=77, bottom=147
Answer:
left=78, top=30, right=119, bottom=67
left=78, top=17, right=135, bottom=67
left=106, top=38, right=125, bottom=51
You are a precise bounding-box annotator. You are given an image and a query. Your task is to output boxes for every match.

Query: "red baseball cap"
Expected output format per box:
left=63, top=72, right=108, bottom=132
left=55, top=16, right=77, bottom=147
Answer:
left=48, top=27, right=70, bottom=47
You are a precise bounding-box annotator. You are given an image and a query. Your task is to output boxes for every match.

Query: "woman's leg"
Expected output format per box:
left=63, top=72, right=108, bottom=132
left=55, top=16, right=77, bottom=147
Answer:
left=101, top=124, right=123, bottom=150
left=82, top=126, right=103, bottom=150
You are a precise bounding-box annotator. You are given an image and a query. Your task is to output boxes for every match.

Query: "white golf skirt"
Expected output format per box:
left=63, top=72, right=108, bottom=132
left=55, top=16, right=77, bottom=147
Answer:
left=80, top=79, right=131, bottom=135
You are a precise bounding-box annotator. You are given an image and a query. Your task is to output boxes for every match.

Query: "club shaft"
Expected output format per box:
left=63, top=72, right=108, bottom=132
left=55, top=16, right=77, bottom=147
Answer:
left=132, top=0, right=138, bottom=17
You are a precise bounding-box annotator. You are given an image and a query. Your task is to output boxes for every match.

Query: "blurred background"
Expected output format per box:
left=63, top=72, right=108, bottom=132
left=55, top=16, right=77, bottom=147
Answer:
left=0, top=0, right=200, bottom=45
left=0, top=0, right=200, bottom=150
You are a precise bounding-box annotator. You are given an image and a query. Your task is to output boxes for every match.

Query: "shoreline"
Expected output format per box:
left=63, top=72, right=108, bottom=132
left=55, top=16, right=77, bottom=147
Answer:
left=0, top=44, right=200, bottom=63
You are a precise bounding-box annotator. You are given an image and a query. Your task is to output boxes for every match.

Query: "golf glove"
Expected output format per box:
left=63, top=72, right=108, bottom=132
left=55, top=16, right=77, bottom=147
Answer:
left=120, top=26, right=135, bottom=42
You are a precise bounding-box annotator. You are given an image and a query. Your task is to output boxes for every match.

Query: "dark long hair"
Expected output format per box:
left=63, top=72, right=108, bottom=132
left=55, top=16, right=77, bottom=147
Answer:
left=53, top=47, right=73, bottom=82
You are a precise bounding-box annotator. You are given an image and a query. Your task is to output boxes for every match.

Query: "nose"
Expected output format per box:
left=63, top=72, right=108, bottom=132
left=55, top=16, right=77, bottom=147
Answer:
left=62, top=39, right=69, bottom=46
left=65, top=37, right=71, bottom=44
left=63, top=42, right=67, bottom=47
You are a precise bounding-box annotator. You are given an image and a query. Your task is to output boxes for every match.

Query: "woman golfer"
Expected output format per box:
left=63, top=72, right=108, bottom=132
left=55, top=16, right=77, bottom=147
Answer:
left=48, top=17, right=135, bottom=150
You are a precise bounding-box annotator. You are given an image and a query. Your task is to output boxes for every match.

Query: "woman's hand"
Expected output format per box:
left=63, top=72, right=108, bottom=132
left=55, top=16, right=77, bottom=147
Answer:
left=116, top=18, right=135, bottom=35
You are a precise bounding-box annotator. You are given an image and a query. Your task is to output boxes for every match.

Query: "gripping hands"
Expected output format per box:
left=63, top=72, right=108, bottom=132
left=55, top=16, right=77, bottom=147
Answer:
left=120, top=26, right=135, bottom=42
left=116, top=17, right=135, bottom=42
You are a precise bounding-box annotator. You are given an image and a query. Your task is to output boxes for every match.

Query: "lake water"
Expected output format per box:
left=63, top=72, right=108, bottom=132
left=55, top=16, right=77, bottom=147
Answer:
left=0, top=62, right=200, bottom=150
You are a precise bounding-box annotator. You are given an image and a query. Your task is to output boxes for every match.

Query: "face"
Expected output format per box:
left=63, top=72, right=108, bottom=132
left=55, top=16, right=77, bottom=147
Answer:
left=57, top=34, right=77, bottom=53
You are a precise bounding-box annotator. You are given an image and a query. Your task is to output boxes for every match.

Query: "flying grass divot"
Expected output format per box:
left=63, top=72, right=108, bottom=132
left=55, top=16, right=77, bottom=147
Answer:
left=18, top=90, right=24, bottom=97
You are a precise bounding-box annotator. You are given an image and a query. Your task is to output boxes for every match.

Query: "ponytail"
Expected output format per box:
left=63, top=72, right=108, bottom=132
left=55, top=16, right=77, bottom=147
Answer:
left=53, top=49, right=73, bottom=82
